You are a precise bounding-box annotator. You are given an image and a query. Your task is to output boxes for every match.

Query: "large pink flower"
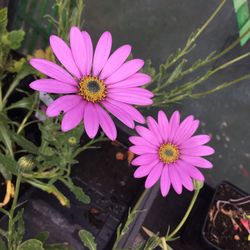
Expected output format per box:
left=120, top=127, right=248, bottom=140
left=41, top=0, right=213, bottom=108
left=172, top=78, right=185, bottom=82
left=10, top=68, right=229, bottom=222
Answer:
left=29, top=27, right=153, bottom=140
left=129, top=110, right=215, bottom=196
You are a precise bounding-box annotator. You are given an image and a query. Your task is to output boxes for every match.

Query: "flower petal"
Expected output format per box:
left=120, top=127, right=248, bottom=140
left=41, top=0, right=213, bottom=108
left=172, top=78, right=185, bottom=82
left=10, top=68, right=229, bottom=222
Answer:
left=82, top=31, right=93, bottom=75
left=175, top=163, right=194, bottom=191
left=102, top=100, right=135, bottom=128
left=46, top=95, right=82, bottom=117
left=168, top=111, right=180, bottom=142
left=180, top=155, right=213, bottom=168
left=84, top=102, right=99, bottom=138
left=92, top=31, right=112, bottom=76
left=30, top=59, right=76, bottom=85
left=105, top=59, right=144, bottom=84
left=180, top=135, right=211, bottom=149
left=70, top=26, right=87, bottom=76
left=106, top=98, right=145, bottom=123
left=169, top=164, right=182, bottom=194
left=134, top=160, right=159, bottom=178
left=61, top=102, right=85, bottom=132
left=108, top=87, right=154, bottom=98
left=100, top=44, right=131, bottom=79
left=30, top=79, right=78, bottom=94
left=181, top=146, right=215, bottom=156
left=132, top=154, right=158, bottom=166
left=158, top=111, right=169, bottom=141
left=135, top=125, right=161, bottom=146
left=160, top=166, right=171, bottom=197
left=147, top=116, right=163, bottom=143
left=129, top=145, right=157, bottom=155
left=95, top=104, right=117, bottom=140
left=145, top=162, right=163, bottom=189
left=49, top=35, right=81, bottom=79
left=129, top=136, right=157, bottom=149
left=108, top=73, right=151, bottom=88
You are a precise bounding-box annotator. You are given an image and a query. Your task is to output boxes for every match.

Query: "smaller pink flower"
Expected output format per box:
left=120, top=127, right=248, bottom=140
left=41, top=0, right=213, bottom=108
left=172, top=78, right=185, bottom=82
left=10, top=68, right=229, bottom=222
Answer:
left=129, top=110, right=215, bottom=196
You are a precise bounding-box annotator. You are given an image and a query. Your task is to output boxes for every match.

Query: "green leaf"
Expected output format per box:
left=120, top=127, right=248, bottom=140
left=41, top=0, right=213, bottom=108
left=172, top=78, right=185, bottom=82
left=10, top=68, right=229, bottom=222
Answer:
left=11, top=133, right=39, bottom=155
left=63, top=179, right=90, bottom=204
left=44, top=243, right=73, bottom=250
left=78, top=229, right=96, bottom=250
left=0, top=153, right=18, bottom=177
left=0, top=112, right=13, bottom=156
left=17, top=239, right=45, bottom=250
left=0, top=8, right=7, bottom=34
left=5, top=30, right=25, bottom=50
left=7, top=94, right=36, bottom=110
left=12, top=209, right=25, bottom=245
left=34, top=231, right=49, bottom=244
left=0, top=237, right=6, bottom=250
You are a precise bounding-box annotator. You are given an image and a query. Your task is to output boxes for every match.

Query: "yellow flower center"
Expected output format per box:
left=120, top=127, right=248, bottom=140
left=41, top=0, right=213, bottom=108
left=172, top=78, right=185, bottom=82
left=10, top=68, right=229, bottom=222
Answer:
left=79, top=76, right=107, bottom=102
left=159, top=143, right=180, bottom=164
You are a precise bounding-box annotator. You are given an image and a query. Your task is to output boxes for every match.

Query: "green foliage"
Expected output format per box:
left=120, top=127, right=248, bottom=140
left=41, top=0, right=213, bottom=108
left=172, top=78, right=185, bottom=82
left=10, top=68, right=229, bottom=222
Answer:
left=79, top=229, right=97, bottom=250
left=17, top=239, right=44, bottom=250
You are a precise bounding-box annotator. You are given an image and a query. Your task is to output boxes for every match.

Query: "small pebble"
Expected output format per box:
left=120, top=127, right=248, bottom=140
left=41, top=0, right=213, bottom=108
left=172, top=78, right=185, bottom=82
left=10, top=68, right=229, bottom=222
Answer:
left=234, top=235, right=240, bottom=241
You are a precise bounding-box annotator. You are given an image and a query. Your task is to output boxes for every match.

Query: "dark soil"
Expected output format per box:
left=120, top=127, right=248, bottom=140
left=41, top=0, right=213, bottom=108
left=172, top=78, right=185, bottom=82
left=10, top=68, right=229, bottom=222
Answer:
left=203, top=182, right=250, bottom=250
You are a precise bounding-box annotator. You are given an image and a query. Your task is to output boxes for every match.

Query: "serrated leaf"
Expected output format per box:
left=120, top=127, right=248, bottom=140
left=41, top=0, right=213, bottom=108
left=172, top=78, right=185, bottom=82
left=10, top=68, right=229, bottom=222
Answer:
left=6, top=30, right=25, bottom=50
left=35, top=231, right=49, bottom=243
left=0, top=8, right=7, bottom=33
left=0, top=153, right=18, bottom=176
left=44, top=242, right=73, bottom=250
left=79, top=229, right=96, bottom=250
left=17, top=239, right=45, bottom=250
left=63, top=179, right=90, bottom=204
left=11, top=133, right=39, bottom=155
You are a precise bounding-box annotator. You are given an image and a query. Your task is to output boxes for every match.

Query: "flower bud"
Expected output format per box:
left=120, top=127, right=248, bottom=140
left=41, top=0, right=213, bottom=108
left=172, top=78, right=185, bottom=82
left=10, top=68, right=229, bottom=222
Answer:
left=18, top=155, right=35, bottom=172
left=193, top=179, right=204, bottom=190
left=68, top=136, right=77, bottom=145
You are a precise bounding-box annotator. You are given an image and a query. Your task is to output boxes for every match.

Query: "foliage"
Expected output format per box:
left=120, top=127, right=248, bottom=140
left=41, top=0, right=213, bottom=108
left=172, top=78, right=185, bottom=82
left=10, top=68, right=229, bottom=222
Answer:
left=79, top=229, right=97, bottom=250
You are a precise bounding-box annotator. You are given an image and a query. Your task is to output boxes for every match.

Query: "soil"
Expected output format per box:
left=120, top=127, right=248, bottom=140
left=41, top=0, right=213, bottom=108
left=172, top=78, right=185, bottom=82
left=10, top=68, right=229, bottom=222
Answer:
left=203, top=182, right=250, bottom=250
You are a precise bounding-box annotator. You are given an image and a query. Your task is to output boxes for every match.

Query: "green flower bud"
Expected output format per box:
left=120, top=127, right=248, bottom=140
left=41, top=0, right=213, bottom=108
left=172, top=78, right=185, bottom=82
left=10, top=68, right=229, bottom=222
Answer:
left=193, top=179, right=204, bottom=190
left=18, top=155, right=35, bottom=172
left=68, top=136, right=77, bottom=145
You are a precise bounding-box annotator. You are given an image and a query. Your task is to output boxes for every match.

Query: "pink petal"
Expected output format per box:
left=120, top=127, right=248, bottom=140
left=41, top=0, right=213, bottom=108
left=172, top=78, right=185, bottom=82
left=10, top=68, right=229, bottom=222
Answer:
left=106, top=98, right=144, bottom=123
left=147, top=116, right=163, bottom=144
left=132, top=154, right=158, bottom=166
left=108, top=87, right=154, bottom=98
left=108, top=92, right=153, bottom=106
left=29, top=79, right=78, bottom=94
left=135, top=125, right=161, bottom=146
left=181, top=146, right=215, bottom=156
left=61, top=102, right=85, bottom=132
left=134, top=160, right=159, bottom=178
left=180, top=155, right=213, bottom=168
left=108, top=73, right=151, bottom=88
left=82, top=31, right=93, bottom=75
left=158, top=111, right=169, bottom=141
left=145, top=162, right=163, bottom=189
left=160, top=166, right=171, bottom=197
left=84, top=102, right=99, bottom=138
left=100, top=44, right=131, bottom=79
left=49, top=35, right=81, bottom=79
left=180, top=135, right=211, bottom=149
left=30, top=59, right=76, bottom=85
left=129, top=145, right=157, bottom=155
left=173, top=115, right=194, bottom=144
left=102, top=100, right=135, bottom=128
left=168, top=111, right=180, bottom=142
left=177, top=119, right=200, bottom=144
left=169, top=164, right=183, bottom=194
left=95, top=104, right=117, bottom=140
left=92, top=31, right=112, bottom=76
left=46, top=95, right=82, bottom=117
left=129, top=136, right=157, bottom=149
left=70, top=26, right=87, bottom=76
left=178, top=161, right=205, bottom=181
left=175, top=163, right=194, bottom=191
left=105, top=59, right=144, bottom=84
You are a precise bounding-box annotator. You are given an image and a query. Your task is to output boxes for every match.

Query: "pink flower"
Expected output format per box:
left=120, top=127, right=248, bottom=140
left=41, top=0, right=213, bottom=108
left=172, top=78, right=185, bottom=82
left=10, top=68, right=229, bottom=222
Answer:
left=29, top=27, right=153, bottom=140
left=129, top=110, right=215, bottom=196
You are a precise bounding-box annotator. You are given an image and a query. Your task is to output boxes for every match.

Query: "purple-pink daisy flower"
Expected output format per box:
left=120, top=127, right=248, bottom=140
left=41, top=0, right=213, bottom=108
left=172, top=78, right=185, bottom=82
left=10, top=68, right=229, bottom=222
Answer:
left=129, top=110, right=215, bottom=196
left=29, top=27, right=153, bottom=140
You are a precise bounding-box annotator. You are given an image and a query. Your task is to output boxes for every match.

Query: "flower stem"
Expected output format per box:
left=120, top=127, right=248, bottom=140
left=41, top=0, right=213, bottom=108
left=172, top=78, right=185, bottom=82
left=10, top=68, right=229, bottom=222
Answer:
left=7, top=172, right=22, bottom=250
left=166, top=187, right=200, bottom=241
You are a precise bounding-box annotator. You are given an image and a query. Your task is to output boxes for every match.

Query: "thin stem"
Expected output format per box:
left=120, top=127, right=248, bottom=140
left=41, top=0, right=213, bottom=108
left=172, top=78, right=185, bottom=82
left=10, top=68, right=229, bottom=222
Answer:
left=161, top=237, right=168, bottom=250
left=7, top=172, right=22, bottom=250
left=112, top=189, right=149, bottom=250
left=166, top=188, right=200, bottom=240
left=0, top=80, right=3, bottom=112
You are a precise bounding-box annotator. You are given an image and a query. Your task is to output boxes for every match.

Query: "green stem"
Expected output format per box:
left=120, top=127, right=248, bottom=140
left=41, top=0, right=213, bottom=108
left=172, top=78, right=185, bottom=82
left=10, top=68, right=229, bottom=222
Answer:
left=112, top=189, right=149, bottom=250
left=7, top=172, right=22, bottom=250
left=166, top=188, right=200, bottom=241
